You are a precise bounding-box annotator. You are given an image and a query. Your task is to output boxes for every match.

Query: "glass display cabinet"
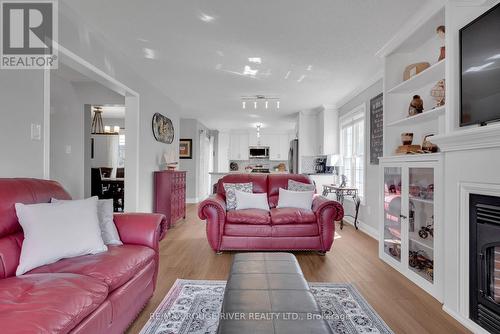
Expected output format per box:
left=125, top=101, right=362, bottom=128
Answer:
left=379, top=155, right=442, bottom=301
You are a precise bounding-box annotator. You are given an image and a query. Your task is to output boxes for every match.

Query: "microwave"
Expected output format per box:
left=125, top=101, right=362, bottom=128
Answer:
left=249, top=146, right=270, bottom=159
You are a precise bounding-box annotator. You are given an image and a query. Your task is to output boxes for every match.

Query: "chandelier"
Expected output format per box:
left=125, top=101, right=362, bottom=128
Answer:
left=241, top=95, right=280, bottom=110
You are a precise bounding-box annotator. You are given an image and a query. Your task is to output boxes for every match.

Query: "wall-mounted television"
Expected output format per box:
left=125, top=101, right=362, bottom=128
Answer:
left=460, top=2, right=500, bottom=126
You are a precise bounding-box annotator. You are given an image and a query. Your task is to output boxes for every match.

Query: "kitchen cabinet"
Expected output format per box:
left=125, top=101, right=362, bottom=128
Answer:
left=379, top=155, right=443, bottom=301
left=229, top=133, right=249, bottom=160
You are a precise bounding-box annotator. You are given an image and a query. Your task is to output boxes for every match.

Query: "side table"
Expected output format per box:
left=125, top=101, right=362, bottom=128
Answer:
left=322, top=185, right=361, bottom=230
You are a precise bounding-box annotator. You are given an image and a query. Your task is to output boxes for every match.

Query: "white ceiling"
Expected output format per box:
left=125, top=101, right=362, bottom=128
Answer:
left=63, top=0, right=427, bottom=131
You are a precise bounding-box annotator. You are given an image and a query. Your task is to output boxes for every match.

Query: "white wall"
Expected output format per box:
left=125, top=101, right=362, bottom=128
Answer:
left=0, top=2, right=183, bottom=212
left=179, top=118, right=211, bottom=202
left=338, top=79, right=383, bottom=236
left=0, top=71, right=45, bottom=178
left=50, top=73, right=125, bottom=199
left=440, top=1, right=500, bottom=330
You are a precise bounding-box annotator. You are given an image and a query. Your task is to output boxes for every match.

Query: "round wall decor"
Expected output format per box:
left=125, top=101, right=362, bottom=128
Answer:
left=152, top=113, right=174, bottom=144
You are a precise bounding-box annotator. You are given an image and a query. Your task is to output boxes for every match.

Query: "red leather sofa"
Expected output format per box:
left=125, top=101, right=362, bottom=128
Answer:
left=0, top=179, right=167, bottom=334
left=198, top=174, right=343, bottom=253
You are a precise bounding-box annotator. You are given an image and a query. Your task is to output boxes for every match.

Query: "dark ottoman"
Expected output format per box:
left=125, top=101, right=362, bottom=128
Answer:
left=218, top=252, right=333, bottom=334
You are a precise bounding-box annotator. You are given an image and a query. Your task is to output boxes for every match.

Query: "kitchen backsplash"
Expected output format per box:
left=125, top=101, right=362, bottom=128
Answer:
left=229, top=160, right=289, bottom=172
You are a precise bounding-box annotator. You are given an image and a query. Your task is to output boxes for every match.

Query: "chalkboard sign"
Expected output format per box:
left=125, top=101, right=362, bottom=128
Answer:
left=370, top=93, right=383, bottom=165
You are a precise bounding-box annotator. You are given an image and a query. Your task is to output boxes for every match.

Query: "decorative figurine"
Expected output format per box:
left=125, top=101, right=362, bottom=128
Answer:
left=437, top=25, right=445, bottom=61
left=422, top=134, right=439, bottom=153
left=409, top=250, right=434, bottom=279
left=431, top=79, right=445, bottom=107
left=401, top=133, right=414, bottom=145
left=418, top=223, right=434, bottom=239
left=408, top=95, right=424, bottom=116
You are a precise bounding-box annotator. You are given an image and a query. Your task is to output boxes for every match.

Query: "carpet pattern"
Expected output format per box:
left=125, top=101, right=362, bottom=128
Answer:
left=140, top=279, right=393, bottom=334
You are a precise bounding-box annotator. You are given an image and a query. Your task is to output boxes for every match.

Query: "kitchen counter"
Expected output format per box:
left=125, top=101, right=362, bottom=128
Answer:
left=209, top=171, right=289, bottom=175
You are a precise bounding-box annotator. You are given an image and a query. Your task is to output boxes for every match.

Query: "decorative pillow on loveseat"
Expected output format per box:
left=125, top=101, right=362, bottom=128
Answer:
left=234, top=189, right=270, bottom=211
left=288, top=179, right=315, bottom=192
left=223, top=182, right=253, bottom=210
left=277, top=188, right=314, bottom=210
left=52, top=197, right=122, bottom=245
left=15, top=197, right=108, bottom=275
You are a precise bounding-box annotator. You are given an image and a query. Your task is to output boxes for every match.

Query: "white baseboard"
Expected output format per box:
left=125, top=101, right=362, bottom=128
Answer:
left=342, top=217, right=379, bottom=240
left=186, top=197, right=199, bottom=204
left=442, top=305, right=490, bottom=334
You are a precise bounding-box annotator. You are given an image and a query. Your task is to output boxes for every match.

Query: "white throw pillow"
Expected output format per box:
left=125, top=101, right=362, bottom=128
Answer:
left=15, top=197, right=108, bottom=276
left=235, top=190, right=270, bottom=211
left=52, top=198, right=122, bottom=246
left=277, top=188, right=314, bottom=211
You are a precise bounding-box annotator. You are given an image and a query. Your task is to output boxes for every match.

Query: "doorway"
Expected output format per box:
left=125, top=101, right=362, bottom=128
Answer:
left=89, top=105, right=126, bottom=212
left=45, top=46, right=141, bottom=211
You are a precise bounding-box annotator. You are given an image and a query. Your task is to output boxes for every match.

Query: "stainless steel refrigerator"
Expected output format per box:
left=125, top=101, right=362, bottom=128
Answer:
left=288, top=139, right=299, bottom=174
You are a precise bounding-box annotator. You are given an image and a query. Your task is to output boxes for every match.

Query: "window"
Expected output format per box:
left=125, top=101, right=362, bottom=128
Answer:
left=118, top=134, right=125, bottom=167
left=340, top=104, right=365, bottom=198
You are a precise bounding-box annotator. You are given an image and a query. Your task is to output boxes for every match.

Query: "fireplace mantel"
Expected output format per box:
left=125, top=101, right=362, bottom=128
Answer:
left=431, top=123, right=500, bottom=152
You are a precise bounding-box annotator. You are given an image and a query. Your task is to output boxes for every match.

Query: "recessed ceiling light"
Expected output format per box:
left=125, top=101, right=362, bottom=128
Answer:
left=248, top=57, right=262, bottom=64
left=199, top=13, right=215, bottom=23
left=284, top=70, right=291, bottom=79
left=297, top=75, right=306, bottom=83
left=143, top=48, right=156, bottom=59
left=243, top=65, right=258, bottom=76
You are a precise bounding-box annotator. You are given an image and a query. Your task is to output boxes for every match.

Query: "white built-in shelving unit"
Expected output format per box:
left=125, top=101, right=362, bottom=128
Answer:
left=377, top=3, right=446, bottom=302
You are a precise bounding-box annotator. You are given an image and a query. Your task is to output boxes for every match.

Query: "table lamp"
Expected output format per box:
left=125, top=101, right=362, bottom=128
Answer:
left=326, top=154, right=342, bottom=185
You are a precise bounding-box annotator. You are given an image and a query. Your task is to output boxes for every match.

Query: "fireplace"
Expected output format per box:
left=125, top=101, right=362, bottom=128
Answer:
left=470, top=194, right=500, bottom=332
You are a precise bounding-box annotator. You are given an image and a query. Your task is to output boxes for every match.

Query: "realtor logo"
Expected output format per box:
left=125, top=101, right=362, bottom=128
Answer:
left=1, top=0, right=58, bottom=69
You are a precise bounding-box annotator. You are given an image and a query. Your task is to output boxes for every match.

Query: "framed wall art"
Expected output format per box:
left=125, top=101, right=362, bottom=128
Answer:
left=179, top=139, right=192, bottom=159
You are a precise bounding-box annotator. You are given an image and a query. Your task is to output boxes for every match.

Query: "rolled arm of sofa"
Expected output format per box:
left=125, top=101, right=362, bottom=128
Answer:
left=198, top=194, right=226, bottom=252
left=312, top=195, right=344, bottom=251
left=114, top=213, right=167, bottom=252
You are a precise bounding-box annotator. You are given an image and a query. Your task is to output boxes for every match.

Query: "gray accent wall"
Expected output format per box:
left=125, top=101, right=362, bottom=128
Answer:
left=338, top=79, right=383, bottom=234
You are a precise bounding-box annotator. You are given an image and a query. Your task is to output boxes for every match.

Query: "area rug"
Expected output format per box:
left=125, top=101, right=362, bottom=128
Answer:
left=140, top=279, right=393, bottom=334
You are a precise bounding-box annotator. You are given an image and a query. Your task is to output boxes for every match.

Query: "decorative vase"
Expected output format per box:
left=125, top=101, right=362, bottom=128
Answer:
left=401, top=133, right=414, bottom=145
left=408, top=95, right=424, bottom=116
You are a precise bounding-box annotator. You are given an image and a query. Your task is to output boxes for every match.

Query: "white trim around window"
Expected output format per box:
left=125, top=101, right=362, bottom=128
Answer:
left=339, top=103, right=366, bottom=202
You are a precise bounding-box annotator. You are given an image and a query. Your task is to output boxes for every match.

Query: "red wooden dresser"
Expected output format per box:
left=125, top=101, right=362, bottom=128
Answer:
left=154, top=170, right=186, bottom=228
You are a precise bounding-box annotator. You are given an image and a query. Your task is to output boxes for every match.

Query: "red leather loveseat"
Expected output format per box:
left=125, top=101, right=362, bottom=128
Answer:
left=0, top=179, right=167, bottom=334
left=198, top=174, right=343, bottom=253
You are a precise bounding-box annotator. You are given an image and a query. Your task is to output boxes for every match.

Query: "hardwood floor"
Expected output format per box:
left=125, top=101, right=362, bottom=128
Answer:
left=127, top=204, right=470, bottom=334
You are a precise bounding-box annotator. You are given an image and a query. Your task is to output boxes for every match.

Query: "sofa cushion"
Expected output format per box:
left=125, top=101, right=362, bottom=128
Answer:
left=268, top=174, right=313, bottom=208
left=0, top=273, right=108, bottom=333
left=270, top=208, right=316, bottom=225
left=28, top=245, right=155, bottom=292
left=271, top=224, right=319, bottom=237
left=226, top=209, right=271, bottom=225
left=217, top=174, right=268, bottom=199
left=225, top=224, right=272, bottom=237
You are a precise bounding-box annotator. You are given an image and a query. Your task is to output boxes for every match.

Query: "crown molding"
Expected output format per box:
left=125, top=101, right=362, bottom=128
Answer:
left=334, top=70, right=383, bottom=110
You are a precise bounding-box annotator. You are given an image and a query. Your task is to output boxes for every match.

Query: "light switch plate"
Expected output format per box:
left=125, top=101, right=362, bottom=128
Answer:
left=65, top=145, right=72, bottom=154
left=31, top=124, right=41, bottom=141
